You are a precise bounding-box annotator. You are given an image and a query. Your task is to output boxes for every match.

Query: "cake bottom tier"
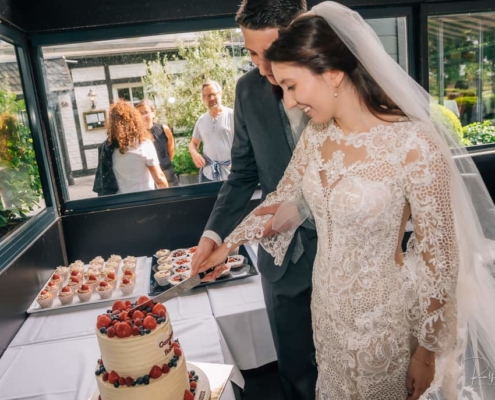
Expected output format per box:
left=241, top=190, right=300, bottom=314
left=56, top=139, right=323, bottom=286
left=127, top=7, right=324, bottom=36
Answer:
left=96, top=355, right=189, bottom=400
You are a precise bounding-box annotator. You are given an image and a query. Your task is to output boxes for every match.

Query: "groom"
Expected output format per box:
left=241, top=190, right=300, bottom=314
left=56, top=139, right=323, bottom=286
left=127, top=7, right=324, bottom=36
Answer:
left=191, top=1, right=318, bottom=399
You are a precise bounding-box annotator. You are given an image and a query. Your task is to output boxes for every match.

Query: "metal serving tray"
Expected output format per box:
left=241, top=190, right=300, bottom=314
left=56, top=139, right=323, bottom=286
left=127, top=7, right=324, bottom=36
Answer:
left=148, top=245, right=258, bottom=296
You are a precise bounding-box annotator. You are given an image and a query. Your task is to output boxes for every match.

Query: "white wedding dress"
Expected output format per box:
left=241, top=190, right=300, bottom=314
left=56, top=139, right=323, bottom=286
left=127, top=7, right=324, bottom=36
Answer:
left=226, top=119, right=463, bottom=399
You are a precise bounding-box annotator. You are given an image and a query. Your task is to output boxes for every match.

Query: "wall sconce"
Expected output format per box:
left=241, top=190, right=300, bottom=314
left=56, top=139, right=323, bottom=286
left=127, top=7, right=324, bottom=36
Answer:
left=88, top=89, right=97, bottom=110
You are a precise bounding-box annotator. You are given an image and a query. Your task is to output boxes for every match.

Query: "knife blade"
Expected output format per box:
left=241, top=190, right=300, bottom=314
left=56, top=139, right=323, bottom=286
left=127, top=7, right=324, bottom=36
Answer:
left=128, top=267, right=215, bottom=315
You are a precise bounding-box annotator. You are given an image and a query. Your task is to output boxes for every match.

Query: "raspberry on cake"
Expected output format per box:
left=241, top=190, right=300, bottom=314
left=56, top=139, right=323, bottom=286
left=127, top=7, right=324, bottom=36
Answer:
left=94, top=297, right=194, bottom=400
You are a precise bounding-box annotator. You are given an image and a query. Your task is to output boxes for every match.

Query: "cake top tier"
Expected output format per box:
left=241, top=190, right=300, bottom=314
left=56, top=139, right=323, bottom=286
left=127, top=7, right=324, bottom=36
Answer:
left=96, top=296, right=166, bottom=339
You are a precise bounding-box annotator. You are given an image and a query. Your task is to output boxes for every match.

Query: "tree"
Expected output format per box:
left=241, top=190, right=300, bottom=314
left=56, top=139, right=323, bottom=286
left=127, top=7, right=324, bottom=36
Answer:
left=144, top=29, right=248, bottom=133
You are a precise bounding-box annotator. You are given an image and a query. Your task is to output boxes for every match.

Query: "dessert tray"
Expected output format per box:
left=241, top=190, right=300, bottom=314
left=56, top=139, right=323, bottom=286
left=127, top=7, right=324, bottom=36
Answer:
left=89, top=362, right=211, bottom=400
left=27, top=256, right=148, bottom=314
left=148, top=245, right=258, bottom=296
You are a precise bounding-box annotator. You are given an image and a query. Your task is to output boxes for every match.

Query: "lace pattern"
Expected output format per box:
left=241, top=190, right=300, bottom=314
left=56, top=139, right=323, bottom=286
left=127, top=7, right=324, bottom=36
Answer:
left=226, top=120, right=462, bottom=398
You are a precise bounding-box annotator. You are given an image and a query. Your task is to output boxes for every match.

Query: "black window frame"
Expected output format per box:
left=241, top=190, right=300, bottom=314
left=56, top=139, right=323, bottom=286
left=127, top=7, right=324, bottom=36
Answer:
left=0, top=23, right=58, bottom=271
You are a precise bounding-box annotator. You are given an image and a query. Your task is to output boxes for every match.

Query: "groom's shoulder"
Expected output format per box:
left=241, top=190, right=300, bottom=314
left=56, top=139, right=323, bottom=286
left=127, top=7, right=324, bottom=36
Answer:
left=237, top=68, right=267, bottom=91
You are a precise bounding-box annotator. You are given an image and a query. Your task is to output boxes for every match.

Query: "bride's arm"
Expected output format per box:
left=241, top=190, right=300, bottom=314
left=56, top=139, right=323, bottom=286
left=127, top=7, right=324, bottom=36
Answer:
left=201, top=123, right=314, bottom=269
left=403, top=129, right=459, bottom=354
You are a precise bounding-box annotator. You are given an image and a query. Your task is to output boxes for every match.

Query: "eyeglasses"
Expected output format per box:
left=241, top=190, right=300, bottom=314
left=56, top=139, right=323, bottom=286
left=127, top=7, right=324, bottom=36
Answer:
left=203, top=92, right=220, bottom=99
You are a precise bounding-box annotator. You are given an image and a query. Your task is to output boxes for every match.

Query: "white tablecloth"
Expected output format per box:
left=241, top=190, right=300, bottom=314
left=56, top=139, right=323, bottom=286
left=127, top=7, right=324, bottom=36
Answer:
left=206, top=273, right=277, bottom=370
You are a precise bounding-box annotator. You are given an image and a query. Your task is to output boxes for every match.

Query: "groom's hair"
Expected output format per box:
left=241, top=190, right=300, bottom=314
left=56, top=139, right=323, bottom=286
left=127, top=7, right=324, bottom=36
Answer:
left=235, top=0, right=307, bottom=29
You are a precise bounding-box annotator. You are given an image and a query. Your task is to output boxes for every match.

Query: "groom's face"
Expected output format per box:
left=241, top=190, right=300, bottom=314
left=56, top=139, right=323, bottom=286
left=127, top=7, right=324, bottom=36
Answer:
left=241, top=27, right=280, bottom=85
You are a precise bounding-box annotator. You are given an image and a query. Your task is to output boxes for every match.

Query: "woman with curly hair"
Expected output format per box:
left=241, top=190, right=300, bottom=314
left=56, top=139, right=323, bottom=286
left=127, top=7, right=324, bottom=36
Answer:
left=107, top=100, right=168, bottom=193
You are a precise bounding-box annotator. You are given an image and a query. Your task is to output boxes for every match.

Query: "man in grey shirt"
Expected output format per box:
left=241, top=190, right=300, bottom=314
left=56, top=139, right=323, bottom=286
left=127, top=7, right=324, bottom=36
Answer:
left=189, top=80, right=234, bottom=182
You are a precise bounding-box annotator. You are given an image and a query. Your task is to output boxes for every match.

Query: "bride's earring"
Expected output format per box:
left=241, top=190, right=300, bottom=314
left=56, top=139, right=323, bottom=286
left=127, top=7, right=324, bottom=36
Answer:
left=334, top=92, right=338, bottom=98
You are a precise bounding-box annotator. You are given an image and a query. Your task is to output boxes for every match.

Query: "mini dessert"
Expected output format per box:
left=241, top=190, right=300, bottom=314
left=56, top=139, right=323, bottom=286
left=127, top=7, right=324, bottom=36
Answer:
left=219, top=263, right=231, bottom=277
left=83, top=267, right=100, bottom=281
left=37, top=290, right=54, bottom=308
left=157, top=262, right=173, bottom=272
left=172, top=265, right=191, bottom=276
left=77, top=284, right=93, bottom=302
left=58, top=285, right=74, bottom=305
left=67, top=276, right=82, bottom=292
left=69, top=260, right=84, bottom=271
left=91, top=256, right=105, bottom=265
left=55, top=266, right=70, bottom=280
left=105, top=260, right=120, bottom=273
left=96, top=281, right=113, bottom=299
left=45, top=280, right=60, bottom=295
left=168, top=273, right=189, bottom=286
left=122, top=269, right=136, bottom=282
left=107, top=254, right=122, bottom=263
left=170, top=249, right=188, bottom=259
left=119, top=277, right=135, bottom=295
left=172, top=257, right=191, bottom=268
left=85, top=273, right=99, bottom=291
left=154, top=270, right=171, bottom=286
left=124, top=256, right=136, bottom=263
left=226, top=255, right=245, bottom=268
left=69, top=269, right=82, bottom=281
left=103, top=271, right=117, bottom=289
left=122, top=263, right=137, bottom=273
left=156, top=249, right=171, bottom=258
left=157, top=256, right=173, bottom=265
left=187, top=246, right=198, bottom=255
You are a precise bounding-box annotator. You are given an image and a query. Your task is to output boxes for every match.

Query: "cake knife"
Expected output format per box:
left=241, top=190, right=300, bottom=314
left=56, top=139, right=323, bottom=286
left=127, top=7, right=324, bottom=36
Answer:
left=128, top=267, right=216, bottom=314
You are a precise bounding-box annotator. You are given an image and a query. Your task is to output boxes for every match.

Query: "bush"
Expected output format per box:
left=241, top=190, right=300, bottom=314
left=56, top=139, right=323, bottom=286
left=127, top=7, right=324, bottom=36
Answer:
left=0, top=91, right=42, bottom=231
left=462, top=121, right=495, bottom=145
left=171, top=138, right=199, bottom=175
left=430, top=104, right=468, bottom=144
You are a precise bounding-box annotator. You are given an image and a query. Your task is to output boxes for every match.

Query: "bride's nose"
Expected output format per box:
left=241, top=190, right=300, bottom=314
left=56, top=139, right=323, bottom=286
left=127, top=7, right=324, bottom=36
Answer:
left=283, top=92, right=297, bottom=109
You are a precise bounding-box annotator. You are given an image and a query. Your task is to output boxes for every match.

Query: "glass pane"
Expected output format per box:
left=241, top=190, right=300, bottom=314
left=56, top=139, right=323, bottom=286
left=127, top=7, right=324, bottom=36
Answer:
left=429, top=12, right=495, bottom=147
left=131, top=86, right=144, bottom=103
left=117, top=88, right=131, bottom=102
left=41, top=29, right=247, bottom=200
left=0, top=42, right=46, bottom=240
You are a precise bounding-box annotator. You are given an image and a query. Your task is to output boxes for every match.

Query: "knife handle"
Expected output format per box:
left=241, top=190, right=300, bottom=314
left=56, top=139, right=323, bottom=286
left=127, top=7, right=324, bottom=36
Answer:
left=198, top=266, right=217, bottom=279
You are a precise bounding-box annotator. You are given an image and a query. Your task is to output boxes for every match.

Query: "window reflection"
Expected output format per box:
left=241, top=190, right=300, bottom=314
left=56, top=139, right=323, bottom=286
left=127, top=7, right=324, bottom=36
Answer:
left=41, top=17, right=407, bottom=201
left=429, top=12, right=495, bottom=146
left=0, top=41, right=45, bottom=240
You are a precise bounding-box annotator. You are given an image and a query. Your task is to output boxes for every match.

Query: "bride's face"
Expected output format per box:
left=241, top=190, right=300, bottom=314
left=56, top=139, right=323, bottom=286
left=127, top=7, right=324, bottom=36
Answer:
left=272, top=62, right=336, bottom=124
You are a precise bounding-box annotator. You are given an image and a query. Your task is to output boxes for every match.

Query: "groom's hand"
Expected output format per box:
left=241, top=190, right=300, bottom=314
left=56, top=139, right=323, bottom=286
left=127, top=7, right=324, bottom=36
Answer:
left=254, top=203, right=281, bottom=237
left=191, top=237, right=218, bottom=276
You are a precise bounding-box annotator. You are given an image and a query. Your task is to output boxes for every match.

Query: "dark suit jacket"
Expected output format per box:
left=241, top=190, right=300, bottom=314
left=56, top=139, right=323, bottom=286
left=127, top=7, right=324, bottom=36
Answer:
left=205, top=68, right=317, bottom=282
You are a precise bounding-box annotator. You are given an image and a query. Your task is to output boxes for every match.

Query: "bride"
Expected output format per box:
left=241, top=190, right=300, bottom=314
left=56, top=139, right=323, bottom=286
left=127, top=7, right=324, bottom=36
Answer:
left=200, top=2, right=495, bottom=399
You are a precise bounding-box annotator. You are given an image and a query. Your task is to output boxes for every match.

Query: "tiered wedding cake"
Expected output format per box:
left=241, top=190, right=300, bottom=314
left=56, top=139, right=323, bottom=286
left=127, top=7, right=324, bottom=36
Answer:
left=94, top=296, right=197, bottom=400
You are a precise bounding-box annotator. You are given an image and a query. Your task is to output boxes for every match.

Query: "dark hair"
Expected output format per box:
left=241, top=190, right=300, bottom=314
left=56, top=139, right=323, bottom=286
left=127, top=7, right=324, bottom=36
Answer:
left=265, top=14, right=405, bottom=119
left=235, top=0, right=307, bottom=29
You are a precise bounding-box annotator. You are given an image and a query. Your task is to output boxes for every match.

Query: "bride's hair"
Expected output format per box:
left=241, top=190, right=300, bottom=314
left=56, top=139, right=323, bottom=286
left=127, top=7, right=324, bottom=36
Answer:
left=265, top=14, right=406, bottom=120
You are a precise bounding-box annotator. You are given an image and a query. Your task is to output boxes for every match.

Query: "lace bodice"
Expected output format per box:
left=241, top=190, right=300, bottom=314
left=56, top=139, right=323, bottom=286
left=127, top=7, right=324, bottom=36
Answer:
left=226, top=120, right=460, bottom=398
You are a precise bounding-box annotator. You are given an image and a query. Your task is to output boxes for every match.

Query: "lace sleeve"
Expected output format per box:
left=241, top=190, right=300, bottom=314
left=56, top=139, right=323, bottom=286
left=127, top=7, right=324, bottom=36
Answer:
left=403, top=129, right=459, bottom=353
left=225, top=125, right=312, bottom=265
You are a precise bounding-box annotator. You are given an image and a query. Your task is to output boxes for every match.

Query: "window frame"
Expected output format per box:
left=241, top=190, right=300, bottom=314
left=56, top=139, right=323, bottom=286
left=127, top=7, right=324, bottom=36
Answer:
left=0, top=24, right=58, bottom=271
left=27, top=8, right=417, bottom=216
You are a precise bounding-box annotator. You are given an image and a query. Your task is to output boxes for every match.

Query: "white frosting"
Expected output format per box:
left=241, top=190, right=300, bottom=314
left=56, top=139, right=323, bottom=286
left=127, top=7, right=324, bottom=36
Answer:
left=95, top=312, right=190, bottom=400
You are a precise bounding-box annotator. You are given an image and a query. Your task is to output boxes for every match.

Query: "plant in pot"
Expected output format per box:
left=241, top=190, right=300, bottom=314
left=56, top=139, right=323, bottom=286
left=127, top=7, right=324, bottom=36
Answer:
left=172, top=137, right=199, bottom=185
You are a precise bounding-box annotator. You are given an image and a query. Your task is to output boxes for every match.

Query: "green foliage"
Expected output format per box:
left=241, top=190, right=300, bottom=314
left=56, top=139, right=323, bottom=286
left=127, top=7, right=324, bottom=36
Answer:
left=462, top=121, right=495, bottom=145
left=143, top=29, right=247, bottom=133
left=0, top=89, right=42, bottom=230
left=431, top=103, right=466, bottom=144
left=171, top=137, right=198, bottom=175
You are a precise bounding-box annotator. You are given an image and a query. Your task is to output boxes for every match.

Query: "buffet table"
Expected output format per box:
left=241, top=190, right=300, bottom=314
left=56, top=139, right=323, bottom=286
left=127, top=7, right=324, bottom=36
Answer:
left=0, top=247, right=277, bottom=400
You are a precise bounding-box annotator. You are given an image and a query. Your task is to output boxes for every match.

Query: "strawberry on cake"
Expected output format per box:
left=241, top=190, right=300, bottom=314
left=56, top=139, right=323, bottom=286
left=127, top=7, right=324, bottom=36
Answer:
left=94, top=297, right=199, bottom=400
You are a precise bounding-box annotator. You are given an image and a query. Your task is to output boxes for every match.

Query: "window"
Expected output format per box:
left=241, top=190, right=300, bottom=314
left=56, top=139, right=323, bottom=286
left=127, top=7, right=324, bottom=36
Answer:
left=0, top=41, right=46, bottom=241
left=40, top=29, right=246, bottom=201
left=429, top=12, right=495, bottom=147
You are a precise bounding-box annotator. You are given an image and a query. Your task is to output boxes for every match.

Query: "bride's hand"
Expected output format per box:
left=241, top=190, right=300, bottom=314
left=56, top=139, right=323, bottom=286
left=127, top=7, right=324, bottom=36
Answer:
left=197, top=243, right=230, bottom=280
left=406, top=347, right=435, bottom=400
